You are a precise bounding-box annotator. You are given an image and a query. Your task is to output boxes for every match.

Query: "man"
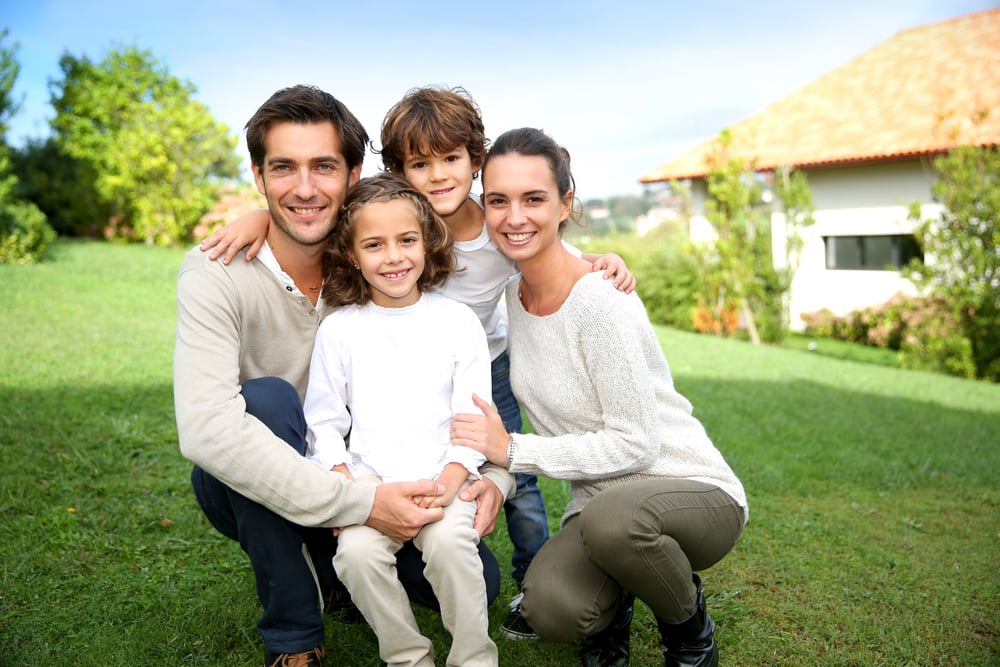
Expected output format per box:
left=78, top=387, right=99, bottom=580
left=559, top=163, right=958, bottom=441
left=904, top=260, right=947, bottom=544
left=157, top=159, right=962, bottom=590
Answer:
left=174, top=85, right=512, bottom=667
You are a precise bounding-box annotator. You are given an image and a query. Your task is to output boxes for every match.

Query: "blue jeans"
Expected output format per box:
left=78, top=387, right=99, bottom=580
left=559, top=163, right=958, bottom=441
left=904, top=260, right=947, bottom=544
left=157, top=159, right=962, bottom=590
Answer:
left=191, top=377, right=500, bottom=654
left=493, top=351, right=550, bottom=586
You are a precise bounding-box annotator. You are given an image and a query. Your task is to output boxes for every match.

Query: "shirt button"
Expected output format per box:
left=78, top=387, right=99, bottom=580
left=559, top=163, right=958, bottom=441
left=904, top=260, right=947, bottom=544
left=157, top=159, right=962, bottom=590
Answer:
left=286, top=285, right=293, bottom=292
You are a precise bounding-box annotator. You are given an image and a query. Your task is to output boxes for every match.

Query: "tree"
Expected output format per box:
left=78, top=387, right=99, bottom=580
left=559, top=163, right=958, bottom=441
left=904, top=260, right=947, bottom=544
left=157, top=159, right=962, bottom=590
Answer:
left=0, top=29, right=54, bottom=264
left=905, top=141, right=1000, bottom=380
left=49, top=46, right=240, bottom=245
left=692, top=131, right=814, bottom=344
left=13, top=137, right=110, bottom=237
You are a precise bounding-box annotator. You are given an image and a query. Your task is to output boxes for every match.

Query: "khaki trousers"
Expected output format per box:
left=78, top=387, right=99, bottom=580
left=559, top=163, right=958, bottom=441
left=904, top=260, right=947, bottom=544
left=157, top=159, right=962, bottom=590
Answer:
left=521, top=479, right=744, bottom=642
left=333, top=478, right=498, bottom=667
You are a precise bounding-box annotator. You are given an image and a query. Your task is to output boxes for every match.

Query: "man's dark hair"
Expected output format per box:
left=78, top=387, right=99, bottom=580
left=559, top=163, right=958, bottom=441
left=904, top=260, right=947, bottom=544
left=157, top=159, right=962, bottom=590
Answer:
left=245, top=84, right=369, bottom=171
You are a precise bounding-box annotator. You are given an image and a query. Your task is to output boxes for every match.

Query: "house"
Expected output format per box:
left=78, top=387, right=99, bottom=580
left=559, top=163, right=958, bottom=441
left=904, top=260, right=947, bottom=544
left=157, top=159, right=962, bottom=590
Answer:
left=639, top=9, right=1000, bottom=330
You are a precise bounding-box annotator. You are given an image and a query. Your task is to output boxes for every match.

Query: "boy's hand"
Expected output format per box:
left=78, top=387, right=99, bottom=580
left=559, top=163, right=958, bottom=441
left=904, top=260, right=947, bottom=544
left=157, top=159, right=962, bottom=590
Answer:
left=200, top=208, right=271, bottom=264
left=591, top=252, right=637, bottom=293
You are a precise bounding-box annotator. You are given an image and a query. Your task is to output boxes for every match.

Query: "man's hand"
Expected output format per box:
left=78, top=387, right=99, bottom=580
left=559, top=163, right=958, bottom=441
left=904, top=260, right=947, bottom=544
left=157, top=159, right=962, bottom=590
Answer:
left=459, top=477, right=504, bottom=538
left=366, top=480, right=445, bottom=543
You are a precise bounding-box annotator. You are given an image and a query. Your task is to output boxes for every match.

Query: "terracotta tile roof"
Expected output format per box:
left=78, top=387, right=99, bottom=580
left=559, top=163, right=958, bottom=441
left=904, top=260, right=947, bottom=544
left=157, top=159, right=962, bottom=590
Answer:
left=640, top=9, right=1000, bottom=183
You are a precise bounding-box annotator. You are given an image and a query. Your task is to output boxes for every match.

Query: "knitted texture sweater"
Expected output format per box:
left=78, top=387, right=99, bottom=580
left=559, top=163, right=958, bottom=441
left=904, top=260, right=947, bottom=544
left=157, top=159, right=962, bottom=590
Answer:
left=506, top=272, right=748, bottom=525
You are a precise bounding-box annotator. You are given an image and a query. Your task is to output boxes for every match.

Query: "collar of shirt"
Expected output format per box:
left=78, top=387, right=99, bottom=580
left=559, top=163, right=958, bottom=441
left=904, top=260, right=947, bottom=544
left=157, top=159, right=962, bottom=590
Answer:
left=256, top=240, right=310, bottom=297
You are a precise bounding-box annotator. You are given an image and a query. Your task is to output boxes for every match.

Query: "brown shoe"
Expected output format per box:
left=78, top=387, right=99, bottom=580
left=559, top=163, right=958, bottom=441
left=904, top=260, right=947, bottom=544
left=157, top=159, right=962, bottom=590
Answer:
left=265, top=646, right=325, bottom=667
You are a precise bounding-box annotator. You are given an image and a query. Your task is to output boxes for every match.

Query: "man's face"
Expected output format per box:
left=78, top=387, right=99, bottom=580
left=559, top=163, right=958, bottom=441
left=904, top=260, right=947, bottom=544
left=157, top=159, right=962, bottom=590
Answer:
left=252, top=121, right=361, bottom=248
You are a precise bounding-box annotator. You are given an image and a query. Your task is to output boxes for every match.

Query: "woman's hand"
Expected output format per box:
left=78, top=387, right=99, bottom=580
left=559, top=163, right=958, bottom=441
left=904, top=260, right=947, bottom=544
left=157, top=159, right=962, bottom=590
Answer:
left=200, top=208, right=271, bottom=264
left=451, top=393, right=509, bottom=467
left=591, top=252, right=637, bottom=293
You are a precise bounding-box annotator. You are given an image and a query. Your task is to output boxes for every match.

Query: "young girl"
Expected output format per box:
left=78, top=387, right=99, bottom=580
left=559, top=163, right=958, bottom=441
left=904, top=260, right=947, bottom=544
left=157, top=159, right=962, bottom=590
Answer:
left=304, top=172, right=497, bottom=667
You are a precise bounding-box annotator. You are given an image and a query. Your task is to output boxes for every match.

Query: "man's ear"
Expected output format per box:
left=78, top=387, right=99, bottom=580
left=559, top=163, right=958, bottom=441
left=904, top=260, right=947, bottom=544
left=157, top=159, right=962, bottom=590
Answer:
left=252, top=162, right=266, bottom=196
left=349, top=164, right=362, bottom=187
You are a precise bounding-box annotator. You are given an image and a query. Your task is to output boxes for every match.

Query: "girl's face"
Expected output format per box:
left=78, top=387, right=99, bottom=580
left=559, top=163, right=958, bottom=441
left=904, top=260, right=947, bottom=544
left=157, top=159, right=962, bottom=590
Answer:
left=482, top=153, right=572, bottom=264
left=348, top=198, right=426, bottom=308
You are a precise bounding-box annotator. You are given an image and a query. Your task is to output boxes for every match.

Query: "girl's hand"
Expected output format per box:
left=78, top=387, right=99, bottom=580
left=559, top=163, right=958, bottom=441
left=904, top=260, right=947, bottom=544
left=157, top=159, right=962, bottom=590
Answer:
left=330, top=464, right=352, bottom=535
left=416, top=464, right=466, bottom=508
left=200, top=208, right=271, bottom=265
left=591, top=252, right=636, bottom=293
left=450, top=394, right=510, bottom=467
left=414, top=485, right=459, bottom=509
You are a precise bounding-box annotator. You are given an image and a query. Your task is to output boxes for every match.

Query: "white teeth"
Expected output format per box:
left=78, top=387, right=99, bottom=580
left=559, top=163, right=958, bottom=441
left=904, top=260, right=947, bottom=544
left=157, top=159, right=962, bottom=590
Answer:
left=383, top=270, right=409, bottom=279
left=291, top=207, right=321, bottom=214
left=506, top=232, right=534, bottom=241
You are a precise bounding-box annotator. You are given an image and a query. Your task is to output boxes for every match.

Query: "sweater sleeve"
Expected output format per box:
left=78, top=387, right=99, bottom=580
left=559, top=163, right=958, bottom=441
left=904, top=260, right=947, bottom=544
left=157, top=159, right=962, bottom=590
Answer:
left=173, top=252, right=375, bottom=528
left=511, top=283, right=662, bottom=480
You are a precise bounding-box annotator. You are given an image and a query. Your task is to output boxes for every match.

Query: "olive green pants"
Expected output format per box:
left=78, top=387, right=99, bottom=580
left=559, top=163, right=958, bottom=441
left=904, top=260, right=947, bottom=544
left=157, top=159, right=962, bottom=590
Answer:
left=520, top=479, right=744, bottom=642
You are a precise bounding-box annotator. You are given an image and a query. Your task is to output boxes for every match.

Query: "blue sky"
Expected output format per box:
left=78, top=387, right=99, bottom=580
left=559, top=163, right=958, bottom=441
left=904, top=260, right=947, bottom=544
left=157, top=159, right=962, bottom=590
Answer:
left=3, top=0, right=995, bottom=198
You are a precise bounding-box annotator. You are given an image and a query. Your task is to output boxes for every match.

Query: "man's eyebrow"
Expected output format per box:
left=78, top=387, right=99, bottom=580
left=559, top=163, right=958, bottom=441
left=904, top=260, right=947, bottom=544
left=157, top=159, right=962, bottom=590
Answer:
left=264, top=155, right=343, bottom=166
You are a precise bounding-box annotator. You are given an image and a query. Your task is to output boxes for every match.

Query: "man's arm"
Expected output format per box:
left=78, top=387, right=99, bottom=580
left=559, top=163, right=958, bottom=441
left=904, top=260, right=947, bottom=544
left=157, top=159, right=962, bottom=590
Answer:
left=173, top=250, right=374, bottom=528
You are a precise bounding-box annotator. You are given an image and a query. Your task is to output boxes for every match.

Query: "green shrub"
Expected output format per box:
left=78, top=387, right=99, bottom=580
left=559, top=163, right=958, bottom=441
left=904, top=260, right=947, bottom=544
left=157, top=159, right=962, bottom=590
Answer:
left=802, top=293, right=985, bottom=381
left=0, top=196, right=55, bottom=264
left=577, top=225, right=700, bottom=332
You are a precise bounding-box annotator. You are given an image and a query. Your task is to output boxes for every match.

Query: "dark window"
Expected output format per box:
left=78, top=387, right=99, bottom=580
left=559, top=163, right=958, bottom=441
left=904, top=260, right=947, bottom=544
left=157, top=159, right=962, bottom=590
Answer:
left=824, top=234, right=923, bottom=270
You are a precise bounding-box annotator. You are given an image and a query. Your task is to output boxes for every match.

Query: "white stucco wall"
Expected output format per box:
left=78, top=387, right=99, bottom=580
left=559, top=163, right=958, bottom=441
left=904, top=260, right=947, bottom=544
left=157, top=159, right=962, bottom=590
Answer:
left=777, top=160, right=943, bottom=330
left=682, top=159, right=946, bottom=331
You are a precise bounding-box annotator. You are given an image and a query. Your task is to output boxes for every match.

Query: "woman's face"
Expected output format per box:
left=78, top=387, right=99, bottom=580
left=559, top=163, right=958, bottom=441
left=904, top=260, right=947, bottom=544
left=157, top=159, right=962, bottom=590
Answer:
left=481, top=153, right=572, bottom=264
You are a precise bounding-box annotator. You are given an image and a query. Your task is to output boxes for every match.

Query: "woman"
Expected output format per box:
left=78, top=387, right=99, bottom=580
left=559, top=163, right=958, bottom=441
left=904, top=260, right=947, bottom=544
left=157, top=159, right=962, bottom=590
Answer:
left=451, top=127, right=748, bottom=667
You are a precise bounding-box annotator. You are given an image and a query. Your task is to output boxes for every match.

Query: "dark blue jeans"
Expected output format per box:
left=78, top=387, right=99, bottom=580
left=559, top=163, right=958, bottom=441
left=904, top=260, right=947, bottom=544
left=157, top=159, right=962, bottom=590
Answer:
left=191, top=377, right=500, bottom=654
left=492, top=350, right=550, bottom=586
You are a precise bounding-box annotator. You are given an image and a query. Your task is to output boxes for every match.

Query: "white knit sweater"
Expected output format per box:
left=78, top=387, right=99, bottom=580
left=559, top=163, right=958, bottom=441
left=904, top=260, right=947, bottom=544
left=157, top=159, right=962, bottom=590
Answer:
left=506, top=272, right=748, bottom=525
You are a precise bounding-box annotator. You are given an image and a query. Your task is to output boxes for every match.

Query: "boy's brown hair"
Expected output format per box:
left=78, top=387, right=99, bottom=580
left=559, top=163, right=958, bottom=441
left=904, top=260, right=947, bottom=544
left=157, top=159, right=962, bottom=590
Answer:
left=378, top=86, right=488, bottom=174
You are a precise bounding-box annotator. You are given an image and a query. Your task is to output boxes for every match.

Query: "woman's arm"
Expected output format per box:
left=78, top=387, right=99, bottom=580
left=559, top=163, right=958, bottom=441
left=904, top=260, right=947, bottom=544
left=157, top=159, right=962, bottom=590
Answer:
left=200, top=208, right=271, bottom=264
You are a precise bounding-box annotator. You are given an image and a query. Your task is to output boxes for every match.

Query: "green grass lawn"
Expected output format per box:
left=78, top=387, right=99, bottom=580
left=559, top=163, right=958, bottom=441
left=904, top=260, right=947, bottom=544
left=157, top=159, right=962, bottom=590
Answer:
left=2, top=239, right=998, bottom=666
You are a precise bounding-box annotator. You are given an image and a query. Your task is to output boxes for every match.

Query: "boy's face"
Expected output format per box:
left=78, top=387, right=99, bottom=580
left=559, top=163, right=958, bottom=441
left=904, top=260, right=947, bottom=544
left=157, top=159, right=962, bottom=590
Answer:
left=401, top=145, right=480, bottom=220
